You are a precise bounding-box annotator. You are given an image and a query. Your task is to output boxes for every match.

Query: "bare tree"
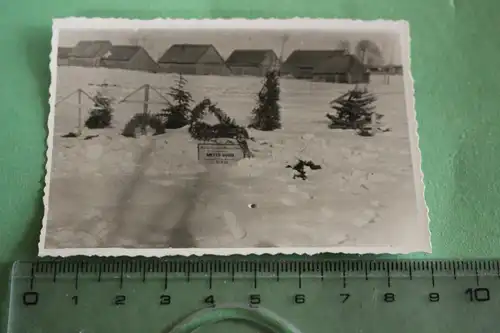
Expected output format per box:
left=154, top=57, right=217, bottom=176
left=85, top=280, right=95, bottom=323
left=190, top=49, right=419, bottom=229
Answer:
left=384, top=39, right=395, bottom=85
left=354, top=40, right=384, bottom=66
left=338, top=40, right=350, bottom=53
left=128, top=35, right=144, bottom=47
left=128, top=30, right=153, bottom=50
left=277, top=33, right=290, bottom=71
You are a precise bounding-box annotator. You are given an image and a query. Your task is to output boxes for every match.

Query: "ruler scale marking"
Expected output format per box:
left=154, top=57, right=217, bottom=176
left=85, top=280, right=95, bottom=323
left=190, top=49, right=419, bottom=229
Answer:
left=119, top=262, right=124, bottom=289
left=141, top=262, right=146, bottom=283
left=430, top=264, right=435, bottom=287
left=386, top=263, right=391, bottom=288
left=341, top=261, right=346, bottom=288
left=74, top=264, right=79, bottom=290
left=298, top=264, right=302, bottom=289
left=52, top=262, right=57, bottom=283
left=208, top=262, right=213, bottom=290
left=10, top=259, right=500, bottom=333
left=475, top=261, right=480, bottom=286
left=29, top=264, right=34, bottom=291
left=253, top=262, right=257, bottom=289
left=164, top=262, right=168, bottom=290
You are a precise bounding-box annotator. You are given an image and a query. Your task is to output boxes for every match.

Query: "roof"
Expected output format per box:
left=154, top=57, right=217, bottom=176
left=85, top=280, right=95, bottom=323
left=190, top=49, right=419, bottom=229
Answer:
left=158, top=44, right=219, bottom=64
left=68, top=40, right=112, bottom=58
left=225, top=49, right=277, bottom=66
left=312, top=54, right=365, bottom=74
left=284, top=50, right=347, bottom=67
left=58, top=47, right=72, bottom=59
left=101, top=45, right=143, bottom=61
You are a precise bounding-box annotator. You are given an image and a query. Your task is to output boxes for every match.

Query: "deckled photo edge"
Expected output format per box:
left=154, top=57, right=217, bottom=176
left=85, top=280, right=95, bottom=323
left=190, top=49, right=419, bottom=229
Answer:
left=398, top=23, right=431, bottom=253
left=39, top=17, right=428, bottom=257
left=51, top=17, right=410, bottom=31
left=38, top=19, right=61, bottom=255
left=39, top=245, right=419, bottom=258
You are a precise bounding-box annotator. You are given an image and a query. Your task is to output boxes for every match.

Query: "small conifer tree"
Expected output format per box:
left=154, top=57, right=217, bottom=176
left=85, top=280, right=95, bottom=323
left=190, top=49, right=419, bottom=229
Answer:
left=84, top=92, right=114, bottom=129
left=248, top=69, right=282, bottom=131
left=326, top=86, right=380, bottom=135
left=159, top=73, right=193, bottom=129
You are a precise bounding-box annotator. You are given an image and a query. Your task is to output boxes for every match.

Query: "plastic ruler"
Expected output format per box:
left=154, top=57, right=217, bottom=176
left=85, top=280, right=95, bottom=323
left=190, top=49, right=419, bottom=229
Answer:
left=6, top=258, right=500, bottom=333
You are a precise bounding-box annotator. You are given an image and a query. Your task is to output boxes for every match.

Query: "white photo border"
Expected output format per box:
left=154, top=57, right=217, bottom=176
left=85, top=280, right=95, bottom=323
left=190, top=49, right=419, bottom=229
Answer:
left=39, top=17, right=430, bottom=257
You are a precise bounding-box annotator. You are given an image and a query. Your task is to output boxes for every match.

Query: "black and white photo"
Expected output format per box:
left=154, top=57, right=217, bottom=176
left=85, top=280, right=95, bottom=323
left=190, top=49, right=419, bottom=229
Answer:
left=40, top=18, right=430, bottom=256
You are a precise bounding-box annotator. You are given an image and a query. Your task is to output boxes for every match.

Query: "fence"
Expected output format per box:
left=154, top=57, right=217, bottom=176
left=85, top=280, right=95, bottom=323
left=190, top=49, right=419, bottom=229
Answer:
left=54, top=83, right=171, bottom=135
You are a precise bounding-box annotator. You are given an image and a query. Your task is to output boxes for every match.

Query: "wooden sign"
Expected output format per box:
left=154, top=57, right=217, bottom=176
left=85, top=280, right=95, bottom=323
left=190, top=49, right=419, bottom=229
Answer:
left=197, top=142, right=244, bottom=165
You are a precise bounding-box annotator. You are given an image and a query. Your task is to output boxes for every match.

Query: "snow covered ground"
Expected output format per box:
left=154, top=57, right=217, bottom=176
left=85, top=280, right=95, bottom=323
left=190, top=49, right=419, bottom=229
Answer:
left=42, top=67, right=429, bottom=254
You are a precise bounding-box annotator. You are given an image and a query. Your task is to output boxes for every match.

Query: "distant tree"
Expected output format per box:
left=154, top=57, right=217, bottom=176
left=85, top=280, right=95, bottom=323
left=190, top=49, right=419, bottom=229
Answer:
left=354, top=40, right=384, bottom=66
left=248, top=69, right=282, bottom=131
left=277, top=33, right=290, bottom=72
left=326, top=86, right=382, bottom=136
left=338, top=40, right=350, bottom=53
left=158, top=73, right=193, bottom=129
left=84, top=92, right=114, bottom=129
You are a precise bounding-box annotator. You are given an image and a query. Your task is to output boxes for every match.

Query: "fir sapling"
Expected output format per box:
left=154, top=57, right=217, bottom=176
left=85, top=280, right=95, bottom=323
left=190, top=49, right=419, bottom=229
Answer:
left=159, top=73, right=193, bottom=129
left=84, top=92, right=114, bottom=129
left=248, top=69, right=282, bottom=131
left=326, top=86, right=382, bottom=136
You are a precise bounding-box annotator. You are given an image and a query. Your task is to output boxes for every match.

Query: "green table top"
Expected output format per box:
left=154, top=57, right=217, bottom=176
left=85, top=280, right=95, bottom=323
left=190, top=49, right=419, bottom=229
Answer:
left=1, top=0, right=499, bottom=330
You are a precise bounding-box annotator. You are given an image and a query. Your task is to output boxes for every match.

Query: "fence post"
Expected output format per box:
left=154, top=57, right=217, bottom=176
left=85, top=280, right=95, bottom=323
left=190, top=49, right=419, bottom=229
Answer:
left=77, top=89, right=83, bottom=135
left=141, top=84, right=150, bottom=135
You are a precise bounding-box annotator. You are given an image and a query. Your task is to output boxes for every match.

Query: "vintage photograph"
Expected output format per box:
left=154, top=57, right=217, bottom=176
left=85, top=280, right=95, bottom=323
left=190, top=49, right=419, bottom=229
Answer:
left=39, top=18, right=430, bottom=256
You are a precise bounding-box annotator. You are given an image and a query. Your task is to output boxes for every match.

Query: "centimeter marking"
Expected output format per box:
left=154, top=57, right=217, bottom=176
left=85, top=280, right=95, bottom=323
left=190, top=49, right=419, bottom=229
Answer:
left=13, top=259, right=500, bottom=291
left=24, top=259, right=500, bottom=275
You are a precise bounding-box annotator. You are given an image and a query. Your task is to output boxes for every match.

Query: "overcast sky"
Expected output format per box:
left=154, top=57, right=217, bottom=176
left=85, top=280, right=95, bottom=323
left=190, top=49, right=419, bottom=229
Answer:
left=58, top=29, right=403, bottom=65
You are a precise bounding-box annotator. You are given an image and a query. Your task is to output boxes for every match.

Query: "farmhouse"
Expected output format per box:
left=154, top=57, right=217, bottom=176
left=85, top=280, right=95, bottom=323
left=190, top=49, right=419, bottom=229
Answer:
left=367, top=65, right=403, bottom=75
left=225, top=49, right=278, bottom=76
left=157, top=44, right=230, bottom=75
left=385, top=65, right=403, bottom=75
left=312, top=54, right=369, bottom=84
left=67, top=40, right=113, bottom=67
left=57, top=47, right=72, bottom=66
left=100, top=45, right=158, bottom=73
left=281, top=50, right=347, bottom=79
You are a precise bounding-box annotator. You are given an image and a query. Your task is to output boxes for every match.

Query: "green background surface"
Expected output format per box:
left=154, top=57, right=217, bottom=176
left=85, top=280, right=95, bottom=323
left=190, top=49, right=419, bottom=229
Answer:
left=1, top=0, right=499, bottom=329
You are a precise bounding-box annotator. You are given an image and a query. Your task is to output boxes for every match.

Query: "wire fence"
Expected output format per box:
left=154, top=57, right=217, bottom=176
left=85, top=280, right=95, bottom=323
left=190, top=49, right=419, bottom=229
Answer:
left=55, top=83, right=172, bottom=135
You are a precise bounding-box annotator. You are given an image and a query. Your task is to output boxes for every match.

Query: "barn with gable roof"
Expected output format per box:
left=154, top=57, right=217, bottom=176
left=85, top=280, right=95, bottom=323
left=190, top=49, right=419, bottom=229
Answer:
left=67, top=40, right=113, bottom=67
left=100, top=45, right=158, bottom=73
left=157, top=44, right=230, bottom=76
left=57, top=47, right=72, bottom=66
left=281, top=50, right=347, bottom=79
left=312, top=53, right=370, bottom=84
left=225, top=49, right=278, bottom=76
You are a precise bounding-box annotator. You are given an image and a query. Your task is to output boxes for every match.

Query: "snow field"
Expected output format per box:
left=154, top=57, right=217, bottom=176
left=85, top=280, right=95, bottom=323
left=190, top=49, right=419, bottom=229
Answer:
left=44, top=67, right=426, bottom=252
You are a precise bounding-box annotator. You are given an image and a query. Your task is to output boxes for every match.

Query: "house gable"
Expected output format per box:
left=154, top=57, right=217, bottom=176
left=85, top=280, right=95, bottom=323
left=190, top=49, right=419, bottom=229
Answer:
left=226, top=50, right=278, bottom=67
left=197, top=46, right=226, bottom=65
left=128, top=48, right=159, bottom=72
left=58, top=47, right=72, bottom=59
left=102, top=45, right=141, bottom=62
left=284, top=50, right=346, bottom=68
left=158, top=44, right=219, bottom=64
left=69, top=40, right=112, bottom=59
